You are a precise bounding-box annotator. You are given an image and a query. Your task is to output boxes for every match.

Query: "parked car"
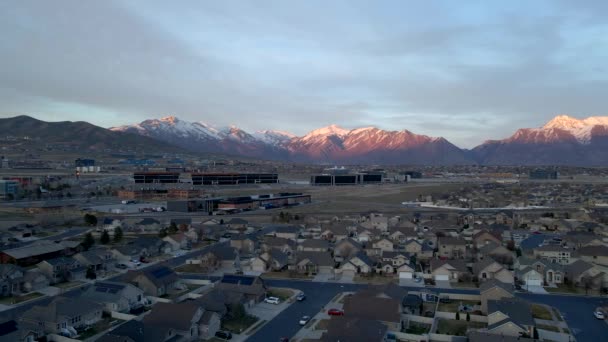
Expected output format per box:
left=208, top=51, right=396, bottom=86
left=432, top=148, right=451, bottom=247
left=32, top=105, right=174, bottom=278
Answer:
left=327, top=308, right=344, bottom=316
left=299, top=315, right=310, bottom=325
left=594, top=311, right=605, bottom=320
left=424, top=310, right=434, bottom=318
left=296, top=292, right=306, bottom=301
left=414, top=277, right=422, bottom=283
left=131, top=259, right=141, bottom=266
left=264, top=297, right=280, bottom=304
left=439, top=296, right=451, bottom=303
left=115, top=263, right=128, bottom=269
left=215, top=331, right=233, bottom=340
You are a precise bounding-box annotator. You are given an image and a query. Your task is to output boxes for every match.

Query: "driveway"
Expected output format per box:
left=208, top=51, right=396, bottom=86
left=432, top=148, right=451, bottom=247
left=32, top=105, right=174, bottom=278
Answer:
left=435, top=280, right=452, bottom=288
left=313, top=273, right=336, bottom=282
left=526, top=285, right=548, bottom=294
left=399, top=278, right=424, bottom=287
left=336, top=272, right=354, bottom=284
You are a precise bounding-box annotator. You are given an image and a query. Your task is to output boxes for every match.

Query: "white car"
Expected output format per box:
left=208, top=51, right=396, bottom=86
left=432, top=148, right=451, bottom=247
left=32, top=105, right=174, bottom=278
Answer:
left=299, top=315, right=310, bottom=326
left=264, top=297, right=280, bottom=304
left=594, top=311, right=605, bottom=320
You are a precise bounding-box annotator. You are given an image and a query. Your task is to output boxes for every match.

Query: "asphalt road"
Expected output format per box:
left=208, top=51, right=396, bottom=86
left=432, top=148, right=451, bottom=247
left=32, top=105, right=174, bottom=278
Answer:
left=247, top=280, right=608, bottom=342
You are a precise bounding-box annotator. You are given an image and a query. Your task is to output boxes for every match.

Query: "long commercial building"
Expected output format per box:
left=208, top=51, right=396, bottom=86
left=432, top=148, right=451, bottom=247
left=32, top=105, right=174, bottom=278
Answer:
left=310, top=171, right=384, bottom=185
left=133, top=172, right=181, bottom=184
left=167, top=193, right=310, bottom=213
left=118, top=188, right=203, bottom=200
left=191, top=173, right=279, bottom=185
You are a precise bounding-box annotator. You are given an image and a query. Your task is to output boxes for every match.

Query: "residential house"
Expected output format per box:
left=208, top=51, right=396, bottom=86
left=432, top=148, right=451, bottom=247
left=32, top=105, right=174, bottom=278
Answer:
left=163, top=233, right=193, bottom=251
left=261, top=236, right=296, bottom=256
left=486, top=299, right=535, bottom=338
left=297, top=239, right=330, bottom=252
left=100, top=218, right=122, bottom=235
left=342, top=290, right=401, bottom=331
left=468, top=331, right=535, bottom=342
left=320, top=317, right=388, bottom=342
left=0, top=240, right=66, bottom=266
left=437, top=237, right=467, bottom=259
left=371, top=238, right=394, bottom=254
left=20, top=296, right=103, bottom=336
left=199, top=246, right=239, bottom=272
left=429, top=259, right=469, bottom=283
left=130, top=237, right=172, bottom=257
left=22, top=269, right=49, bottom=293
left=473, top=258, right=514, bottom=284
left=533, top=245, right=574, bottom=265
left=565, top=259, right=607, bottom=289
left=295, top=251, right=334, bottom=275
left=320, top=223, right=350, bottom=242
left=250, top=249, right=288, bottom=272
left=229, top=234, right=256, bottom=255
left=73, top=248, right=114, bottom=273
left=360, top=213, right=389, bottom=232
left=404, top=239, right=422, bottom=256
left=142, top=302, right=209, bottom=341
left=333, top=238, right=362, bottom=261
left=563, top=233, right=604, bottom=250
left=516, top=257, right=565, bottom=285
left=83, top=281, right=146, bottom=314
left=271, top=225, right=301, bottom=240
left=339, top=252, right=375, bottom=276
left=473, top=230, right=502, bottom=249
left=123, top=265, right=183, bottom=297
left=136, top=218, right=162, bottom=232
left=577, top=245, right=608, bottom=267
left=36, top=257, right=85, bottom=284
left=479, top=279, right=515, bottom=314
left=381, top=251, right=409, bottom=267
left=516, top=267, right=544, bottom=287
left=478, top=242, right=514, bottom=265
left=388, top=226, right=416, bottom=244
left=112, top=245, right=146, bottom=263
left=216, top=274, right=267, bottom=308
left=0, top=264, right=24, bottom=297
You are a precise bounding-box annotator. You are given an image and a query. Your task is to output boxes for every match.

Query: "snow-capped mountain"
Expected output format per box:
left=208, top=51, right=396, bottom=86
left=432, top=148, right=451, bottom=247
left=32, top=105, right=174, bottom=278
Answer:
left=112, top=117, right=470, bottom=164
left=113, top=114, right=608, bottom=165
left=472, top=115, right=608, bottom=165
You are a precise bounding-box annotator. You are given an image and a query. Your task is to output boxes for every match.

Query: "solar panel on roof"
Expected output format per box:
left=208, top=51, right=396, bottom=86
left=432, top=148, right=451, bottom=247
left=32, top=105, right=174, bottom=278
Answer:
left=150, top=267, right=172, bottom=278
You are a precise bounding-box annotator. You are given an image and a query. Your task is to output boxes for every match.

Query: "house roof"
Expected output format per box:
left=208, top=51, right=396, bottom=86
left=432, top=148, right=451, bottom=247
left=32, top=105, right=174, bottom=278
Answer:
left=347, top=251, right=374, bottom=267
left=297, top=251, right=334, bottom=267
left=217, top=274, right=266, bottom=297
left=403, top=294, right=423, bottom=307
left=22, top=296, right=102, bottom=323
left=342, top=292, right=400, bottom=323
left=143, top=302, right=200, bottom=331
left=577, top=245, right=608, bottom=257
left=0, top=264, right=23, bottom=278
left=336, top=237, right=362, bottom=249
left=1, top=241, right=65, bottom=259
left=565, top=260, right=595, bottom=279
left=320, top=317, right=388, bottom=342
left=97, top=319, right=167, bottom=342
left=430, top=259, right=468, bottom=273
left=42, top=256, right=78, bottom=267
left=263, top=236, right=296, bottom=248
left=267, top=249, right=289, bottom=265
left=472, top=257, right=501, bottom=275
left=271, top=225, right=300, bottom=234
left=487, top=299, right=535, bottom=328
left=479, top=279, right=514, bottom=295
left=300, top=239, right=329, bottom=249
left=83, top=281, right=136, bottom=303
left=124, top=265, right=180, bottom=288
left=439, top=237, right=466, bottom=246
left=192, top=289, right=228, bottom=316
left=206, top=246, right=238, bottom=261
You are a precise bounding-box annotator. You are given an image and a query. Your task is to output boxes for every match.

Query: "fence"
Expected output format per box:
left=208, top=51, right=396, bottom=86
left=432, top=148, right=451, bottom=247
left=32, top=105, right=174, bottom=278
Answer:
left=111, top=311, right=138, bottom=321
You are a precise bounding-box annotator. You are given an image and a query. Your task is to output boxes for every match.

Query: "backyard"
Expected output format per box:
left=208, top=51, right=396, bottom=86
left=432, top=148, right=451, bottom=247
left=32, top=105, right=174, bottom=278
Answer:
left=436, top=319, right=486, bottom=336
left=437, top=299, right=479, bottom=313
left=405, top=322, right=431, bottom=335
left=222, top=314, right=258, bottom=334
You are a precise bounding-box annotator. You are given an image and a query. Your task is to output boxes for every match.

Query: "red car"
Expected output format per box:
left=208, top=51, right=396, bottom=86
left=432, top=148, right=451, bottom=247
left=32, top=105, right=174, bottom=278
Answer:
left=327, top=308, right=344, bottom=316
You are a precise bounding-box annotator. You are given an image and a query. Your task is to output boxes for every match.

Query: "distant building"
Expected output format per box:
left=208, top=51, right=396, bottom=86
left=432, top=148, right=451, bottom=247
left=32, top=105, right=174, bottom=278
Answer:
left=75, top=158, right=95, bottom=167
left=133, top=172, right=180, bottom=184
left=0, top=180, right=18, bottom=200
left=529, top=169, right=558, bottom=180
left=191, top=173, right=278, bottom=185
left=310, top=172, right=384, bottom=185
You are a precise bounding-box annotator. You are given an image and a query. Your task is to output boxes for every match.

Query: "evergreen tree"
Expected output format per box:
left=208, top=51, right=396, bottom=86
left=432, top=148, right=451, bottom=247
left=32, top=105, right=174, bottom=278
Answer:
left=100, top=230, right=110, bottom=244
left=168, top=222, right=178, bottom=235
left=82, top=232, right=95, bottom=250
left=84, top=213, right=97, bottom=226
left=466, top=312, right=470, bottom=321
left=113, top=227, right=123, bottom=243
left=86, top=267, right=96, bottom=279
left=158, top=228, right=168, bottom=238
left=455, top=312, right=460, bottom=320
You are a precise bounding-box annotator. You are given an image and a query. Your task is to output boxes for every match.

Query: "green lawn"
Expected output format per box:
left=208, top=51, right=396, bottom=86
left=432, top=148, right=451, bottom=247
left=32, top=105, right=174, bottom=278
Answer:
left=222, top=315, right=258, bottom=334
left=531, top=304, right=553, bottom=320
left=552, top=308, right=564, bottom=322
left=77, top=318, right=117, bottom=340
left=436, top=319, right=486, bottom=336
left=0, top=292, right=43, bottom=305
left=405, top=322, right=431, bottom=335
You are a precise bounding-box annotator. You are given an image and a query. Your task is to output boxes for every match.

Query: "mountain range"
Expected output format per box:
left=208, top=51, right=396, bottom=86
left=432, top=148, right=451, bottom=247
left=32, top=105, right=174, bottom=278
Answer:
left=110, top=114, right=608, bottom=166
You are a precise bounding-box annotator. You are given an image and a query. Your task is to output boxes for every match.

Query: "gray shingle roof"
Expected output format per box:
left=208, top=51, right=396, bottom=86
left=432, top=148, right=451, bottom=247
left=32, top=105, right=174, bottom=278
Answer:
left=487, top=299, right=534, bottom=329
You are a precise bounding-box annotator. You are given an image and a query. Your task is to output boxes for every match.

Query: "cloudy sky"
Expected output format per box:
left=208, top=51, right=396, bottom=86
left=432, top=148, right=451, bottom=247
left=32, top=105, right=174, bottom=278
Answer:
left=1, top=1, right=607, bottom=148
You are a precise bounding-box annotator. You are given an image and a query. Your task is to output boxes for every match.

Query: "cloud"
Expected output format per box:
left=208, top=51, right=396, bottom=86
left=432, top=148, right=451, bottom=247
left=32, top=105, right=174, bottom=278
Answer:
left=0, top=0, right=607, bottom=148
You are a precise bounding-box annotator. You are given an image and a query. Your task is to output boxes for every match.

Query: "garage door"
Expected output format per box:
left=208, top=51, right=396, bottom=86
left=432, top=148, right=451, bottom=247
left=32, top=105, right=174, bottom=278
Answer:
left=399, top=272, right=413, bottom=279
left=435, top=274, right=449, bottom=281
left=341, top=269, right=356, bottom=277
left=318, top=267, right=333, bottom=274
left=526, top=279, right=542, bottom=286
